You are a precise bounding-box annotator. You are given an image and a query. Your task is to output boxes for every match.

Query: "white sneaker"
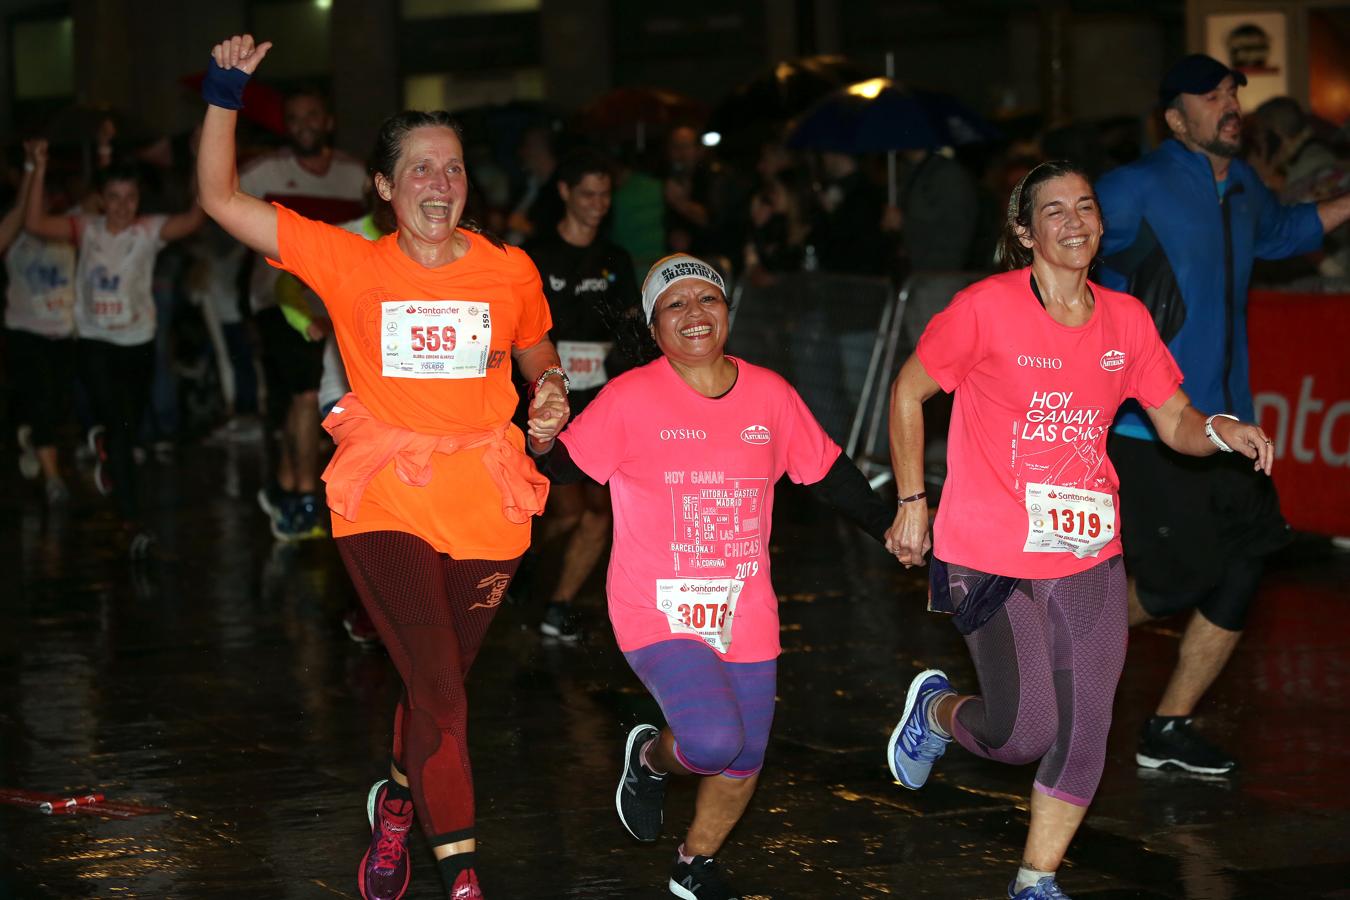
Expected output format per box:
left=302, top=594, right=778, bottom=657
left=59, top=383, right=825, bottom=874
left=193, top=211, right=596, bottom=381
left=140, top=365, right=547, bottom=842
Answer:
left=17, top=425, right=40, bottom=480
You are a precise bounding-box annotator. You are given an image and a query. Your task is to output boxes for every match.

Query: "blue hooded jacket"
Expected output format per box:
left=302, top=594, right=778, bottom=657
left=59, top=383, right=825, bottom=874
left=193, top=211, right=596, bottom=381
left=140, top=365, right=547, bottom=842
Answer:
left=1095, top=138, right=1322, bottom=437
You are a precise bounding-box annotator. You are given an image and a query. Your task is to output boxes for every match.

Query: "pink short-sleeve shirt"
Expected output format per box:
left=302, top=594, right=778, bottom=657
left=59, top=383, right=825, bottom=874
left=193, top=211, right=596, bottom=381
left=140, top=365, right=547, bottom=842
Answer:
left=560, top=356, right=840, bottom=662
left=917, top=268, right=1182, bottom=579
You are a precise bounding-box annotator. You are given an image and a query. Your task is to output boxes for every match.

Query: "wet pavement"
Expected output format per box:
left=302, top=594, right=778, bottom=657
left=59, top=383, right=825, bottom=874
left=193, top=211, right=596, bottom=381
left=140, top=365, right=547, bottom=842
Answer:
left=2, top=437, right=1348, bottom=899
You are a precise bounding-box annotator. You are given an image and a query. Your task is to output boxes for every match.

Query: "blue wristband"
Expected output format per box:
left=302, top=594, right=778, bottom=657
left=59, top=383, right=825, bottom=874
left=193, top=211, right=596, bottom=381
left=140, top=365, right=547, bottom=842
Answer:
left=202, top=57, right=250, bottom=110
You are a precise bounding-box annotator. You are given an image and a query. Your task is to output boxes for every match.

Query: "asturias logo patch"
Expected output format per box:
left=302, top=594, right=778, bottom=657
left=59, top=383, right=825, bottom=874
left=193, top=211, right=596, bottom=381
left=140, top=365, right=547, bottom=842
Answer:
left=740, top=425, right=771, bottom=445
left=1100, top=349, right=1125, bottom=372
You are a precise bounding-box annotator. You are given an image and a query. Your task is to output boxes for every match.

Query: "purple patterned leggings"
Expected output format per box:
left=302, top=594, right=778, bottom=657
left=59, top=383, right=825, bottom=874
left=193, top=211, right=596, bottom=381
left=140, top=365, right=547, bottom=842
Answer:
left=950, top=556, right=1127, bottom=807
left=624, top=639, right=777, bottom=778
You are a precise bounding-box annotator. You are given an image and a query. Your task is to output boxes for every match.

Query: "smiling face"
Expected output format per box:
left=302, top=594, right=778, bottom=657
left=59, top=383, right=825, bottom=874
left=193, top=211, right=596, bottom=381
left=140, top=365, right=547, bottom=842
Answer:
left=1018, top=173, right=1102, bottom=272
left=284, top=94, right=333, bottom=157
left=1167, top=75, right=1243, bottom=159
left=101, top=179, right=139, bottom=231
left=559, top=172, right=612, bottom=231
left=376, top=125, right=468, bottom=247
left=650, top=278, right=730, bottom=366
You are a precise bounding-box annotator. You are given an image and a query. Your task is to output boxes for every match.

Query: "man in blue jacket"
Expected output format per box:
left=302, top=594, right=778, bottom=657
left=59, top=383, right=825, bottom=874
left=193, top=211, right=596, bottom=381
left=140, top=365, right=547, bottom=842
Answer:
left=1096, top=54, right=1350, bottom=775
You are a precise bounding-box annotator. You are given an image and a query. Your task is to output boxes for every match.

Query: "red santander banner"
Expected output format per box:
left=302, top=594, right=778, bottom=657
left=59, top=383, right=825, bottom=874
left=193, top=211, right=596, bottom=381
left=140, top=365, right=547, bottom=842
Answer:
left=1249, top=290, right=1350, bottom=537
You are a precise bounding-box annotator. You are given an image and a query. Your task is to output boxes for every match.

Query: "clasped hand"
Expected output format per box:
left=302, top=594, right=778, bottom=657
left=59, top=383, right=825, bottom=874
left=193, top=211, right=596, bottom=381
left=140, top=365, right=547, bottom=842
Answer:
left=526, top=382, right=569, bottom=452
left=883, top=501, right=931, bottom=569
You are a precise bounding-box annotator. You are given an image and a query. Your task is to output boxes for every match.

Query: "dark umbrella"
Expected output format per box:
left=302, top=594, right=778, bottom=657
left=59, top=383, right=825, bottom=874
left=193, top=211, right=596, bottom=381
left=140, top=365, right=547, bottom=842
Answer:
left=787, top=78, right=998, bottom=205
left=786, top=78, right=998, bottom=154
left=578, top=87, right=707, bottom=150
left=707, top=55, right=879, bottom=139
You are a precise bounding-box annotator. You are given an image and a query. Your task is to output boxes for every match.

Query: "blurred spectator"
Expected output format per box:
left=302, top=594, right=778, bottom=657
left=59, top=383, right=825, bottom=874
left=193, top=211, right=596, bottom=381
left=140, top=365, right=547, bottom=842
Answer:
left=1251, top=96, right=1343, bottom=200
left=3, top=139, right=75, bottom=504
left=505, top=124, right=562, bottom=244
left=240, top=87, right=366, bottom=542
left=187, top=220, right=255, bottom=431
left=807, top=151, right=890, bottom=275
left=742, top=139, right=810, bottom=282
left=663, top=125, right=745, bottom=269
left=609, top=147, right=666, bottom=278
left=25, top=143, right=205, bottom=556
left=898, top=148, right=979, bottom=273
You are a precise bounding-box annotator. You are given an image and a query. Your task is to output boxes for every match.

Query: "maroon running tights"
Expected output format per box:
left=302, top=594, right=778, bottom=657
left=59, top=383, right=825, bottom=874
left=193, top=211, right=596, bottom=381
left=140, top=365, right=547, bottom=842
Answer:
left=337, top=530, right=519, bottom=846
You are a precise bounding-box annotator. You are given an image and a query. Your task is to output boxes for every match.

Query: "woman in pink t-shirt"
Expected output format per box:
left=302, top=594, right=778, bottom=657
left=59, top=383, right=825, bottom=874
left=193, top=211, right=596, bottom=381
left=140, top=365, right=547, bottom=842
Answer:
left=882, top=161, right=1275, bottom=900
left=532, top=254, right=893, bottom=900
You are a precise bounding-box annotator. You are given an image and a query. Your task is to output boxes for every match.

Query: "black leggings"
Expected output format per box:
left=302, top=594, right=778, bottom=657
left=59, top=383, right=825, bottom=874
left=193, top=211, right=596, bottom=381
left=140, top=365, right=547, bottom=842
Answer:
left=337, top=530, right=519, bottom=847
left=78, top=339, right=155, bottom=519
left=6, top=329, right=74, bottom=447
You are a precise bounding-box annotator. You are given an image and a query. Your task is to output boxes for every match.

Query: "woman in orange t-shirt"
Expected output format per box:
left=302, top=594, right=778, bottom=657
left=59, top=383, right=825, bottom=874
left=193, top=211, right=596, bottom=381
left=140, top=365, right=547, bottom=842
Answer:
left=197, top=36, right=569, bottom=900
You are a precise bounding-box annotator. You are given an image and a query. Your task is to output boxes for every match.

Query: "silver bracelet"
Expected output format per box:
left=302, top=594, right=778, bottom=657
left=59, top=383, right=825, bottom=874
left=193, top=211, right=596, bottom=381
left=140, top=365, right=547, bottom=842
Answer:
left=533, top=366, right=570, bottom=396
left=1204, top=413, right=1238, bottom=452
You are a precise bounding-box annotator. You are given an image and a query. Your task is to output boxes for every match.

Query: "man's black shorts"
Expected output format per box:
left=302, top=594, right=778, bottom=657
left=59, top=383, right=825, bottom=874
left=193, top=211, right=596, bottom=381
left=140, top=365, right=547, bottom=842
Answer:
left=256, top=306, right=324, bottom=404
left=1109, top=432, right=1289, bottom=597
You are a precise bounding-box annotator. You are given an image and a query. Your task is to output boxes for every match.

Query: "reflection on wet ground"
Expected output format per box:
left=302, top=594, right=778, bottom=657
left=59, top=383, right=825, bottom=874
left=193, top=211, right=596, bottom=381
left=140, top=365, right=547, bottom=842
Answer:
left=1, top=441, right=1348, bottom=898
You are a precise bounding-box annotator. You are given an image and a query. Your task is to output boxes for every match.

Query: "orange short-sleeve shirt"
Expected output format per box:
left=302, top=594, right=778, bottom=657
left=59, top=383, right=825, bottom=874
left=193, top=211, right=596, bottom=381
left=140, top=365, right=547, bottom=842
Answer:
left=271, top=205, right=551, bottom=559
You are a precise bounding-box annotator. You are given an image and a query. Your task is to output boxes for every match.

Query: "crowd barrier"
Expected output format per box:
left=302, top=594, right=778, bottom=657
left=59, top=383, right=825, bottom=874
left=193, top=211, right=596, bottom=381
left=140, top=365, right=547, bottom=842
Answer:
left=729, top=277, right=1348, bottom=538
left=727, top=270, right=985, bottom=489
left=1250, top=289, right=1350, bottom=537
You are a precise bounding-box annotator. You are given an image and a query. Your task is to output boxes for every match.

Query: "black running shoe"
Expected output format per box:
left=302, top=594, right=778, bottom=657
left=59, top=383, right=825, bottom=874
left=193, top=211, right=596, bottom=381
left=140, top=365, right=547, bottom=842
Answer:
left=540, top=601, right=580, bottom=641
left=1137, top=716, right=1237, bottom=775
left=669, top=853, right=739, bottom=900
left=615, top=723, right=665, bottom=842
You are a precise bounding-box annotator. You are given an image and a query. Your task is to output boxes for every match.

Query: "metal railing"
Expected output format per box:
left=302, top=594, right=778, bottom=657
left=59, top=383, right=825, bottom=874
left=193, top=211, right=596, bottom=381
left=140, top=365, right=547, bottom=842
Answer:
left=728, top=269, right=988, bottom=491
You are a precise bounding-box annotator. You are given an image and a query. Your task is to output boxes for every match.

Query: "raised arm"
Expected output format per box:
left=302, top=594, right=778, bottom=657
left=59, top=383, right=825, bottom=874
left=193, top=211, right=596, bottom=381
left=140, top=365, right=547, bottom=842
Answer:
left=1144, top=387, right=1273, bottom=475
left=0, top=140, right=41, bottom=252
left=197, top=34, right=279, bottom=260
left=22, top=141, right=78, bottom=244
left=884, top=353, right=944, bottom=568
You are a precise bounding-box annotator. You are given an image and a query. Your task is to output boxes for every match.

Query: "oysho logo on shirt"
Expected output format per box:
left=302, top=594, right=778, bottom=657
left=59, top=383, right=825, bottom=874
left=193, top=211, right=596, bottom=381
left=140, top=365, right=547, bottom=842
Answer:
left=1100, top=349, right=1126, bottom=372
left=659, top=428, right=708, bottom=441
left=740, top=425, right=771, bottom=445
left=1017, top=355, right=1063, bottom=369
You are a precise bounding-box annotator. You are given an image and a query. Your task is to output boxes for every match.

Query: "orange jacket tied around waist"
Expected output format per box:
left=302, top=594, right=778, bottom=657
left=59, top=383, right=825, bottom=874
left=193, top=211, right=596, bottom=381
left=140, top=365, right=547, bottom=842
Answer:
left=321, top=393, right=549, bottom=526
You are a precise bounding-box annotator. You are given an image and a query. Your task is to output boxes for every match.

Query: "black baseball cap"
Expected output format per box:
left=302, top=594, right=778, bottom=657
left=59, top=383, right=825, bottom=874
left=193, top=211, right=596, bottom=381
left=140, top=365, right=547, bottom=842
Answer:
left=1158, top=54, right=1248, bottom=106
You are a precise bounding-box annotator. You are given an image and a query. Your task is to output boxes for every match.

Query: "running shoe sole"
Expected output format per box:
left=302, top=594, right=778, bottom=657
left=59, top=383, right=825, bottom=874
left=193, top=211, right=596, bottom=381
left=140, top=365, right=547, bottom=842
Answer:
left=887, top=668, right=945, bottom=789
left=668, top=878, right=717, bottom=900
left=258, top=488, right=303, bottom=542
left=615, top=724, right=661, bottom=842
left=539, top=621, right=580, bottom=641
left=359, top=779, right=411, bottom=900
left=1135, top=752, right=1234, bottom=775
left=256, top=487, right=280, bottom=518
left=93, top=460, right=113, bottom=497
left=343, top=614, right=381, bottom=647
left=366, top=779, right=385, bottom=830
left=17, top=425, right=40, bottom=480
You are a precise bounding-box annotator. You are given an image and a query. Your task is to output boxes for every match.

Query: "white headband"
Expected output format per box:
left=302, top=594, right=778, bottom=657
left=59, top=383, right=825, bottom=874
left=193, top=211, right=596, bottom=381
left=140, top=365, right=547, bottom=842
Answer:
left=641, top=254, right=727, bottom=323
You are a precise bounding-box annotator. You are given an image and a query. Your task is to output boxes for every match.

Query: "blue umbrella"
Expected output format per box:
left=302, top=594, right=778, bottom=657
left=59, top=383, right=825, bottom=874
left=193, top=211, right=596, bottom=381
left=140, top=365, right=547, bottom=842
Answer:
left=786, top=78, right=997, bottom=154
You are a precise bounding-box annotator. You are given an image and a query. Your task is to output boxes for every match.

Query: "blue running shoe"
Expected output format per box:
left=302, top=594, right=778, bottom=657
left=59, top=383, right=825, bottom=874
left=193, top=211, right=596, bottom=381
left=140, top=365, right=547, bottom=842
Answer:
left=887, top=669, right=953, bottom=789
left=1009, top=875, right=1072, bottom=899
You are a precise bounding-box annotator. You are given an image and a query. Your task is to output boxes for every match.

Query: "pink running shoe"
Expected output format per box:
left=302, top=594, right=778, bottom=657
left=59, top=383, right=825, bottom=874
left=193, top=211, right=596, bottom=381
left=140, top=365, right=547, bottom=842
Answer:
left=358, top=780, right=414, bottom=900
left=450, top=868, right=484, bottom=899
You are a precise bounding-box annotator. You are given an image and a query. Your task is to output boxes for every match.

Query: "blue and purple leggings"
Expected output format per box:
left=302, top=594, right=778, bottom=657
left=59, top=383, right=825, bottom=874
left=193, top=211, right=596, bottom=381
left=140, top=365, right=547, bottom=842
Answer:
left=624, top=639, right=777, bottom=778
left=949, top=555, right=1127, bottom=807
